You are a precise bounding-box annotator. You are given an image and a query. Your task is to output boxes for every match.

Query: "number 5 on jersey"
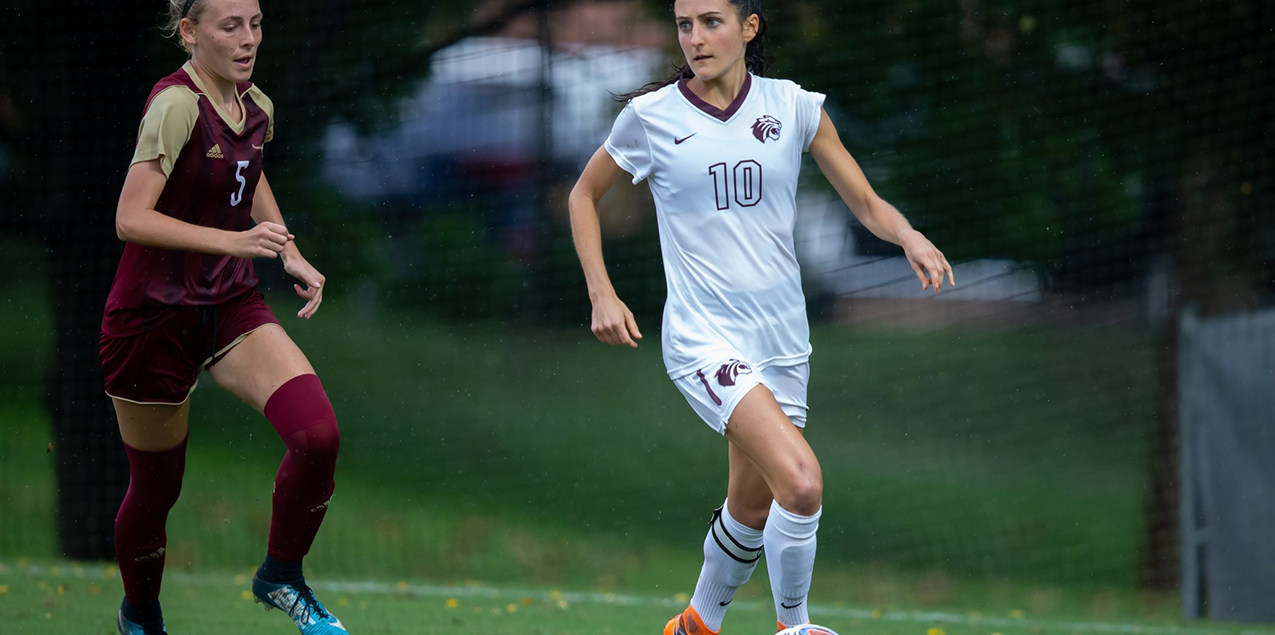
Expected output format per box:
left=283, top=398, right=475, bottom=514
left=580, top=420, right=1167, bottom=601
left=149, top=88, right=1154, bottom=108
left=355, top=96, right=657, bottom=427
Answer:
left=709, top=160, right=763, bottom=210
left=230, top=160, right=250, bottom=206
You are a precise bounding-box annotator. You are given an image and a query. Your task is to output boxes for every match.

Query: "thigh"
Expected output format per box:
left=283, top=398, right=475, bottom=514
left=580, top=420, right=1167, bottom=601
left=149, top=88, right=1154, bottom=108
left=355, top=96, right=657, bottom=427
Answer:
left=724, top=385, right=821, bottom=500
left=761, top=362, right=810, bottom=427
left=207, top=324, right=315, bottom=413
left=113, top=397, right=191, bottom=451
left=673, top=358, right=766, bottom=434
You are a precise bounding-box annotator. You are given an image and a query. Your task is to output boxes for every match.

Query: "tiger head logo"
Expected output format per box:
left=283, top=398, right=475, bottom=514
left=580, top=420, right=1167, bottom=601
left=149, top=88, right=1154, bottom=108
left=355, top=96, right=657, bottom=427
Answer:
left=715, top=360, right=753, bottom=387
left=752, top=115, right=781, bottom=143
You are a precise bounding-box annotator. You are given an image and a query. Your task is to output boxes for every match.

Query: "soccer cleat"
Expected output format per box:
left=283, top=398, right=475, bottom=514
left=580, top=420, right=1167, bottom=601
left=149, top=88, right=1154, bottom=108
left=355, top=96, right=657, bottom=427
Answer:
left=252, top=575, right=348, bottom=634
left=664, top=604, right=718, bottom=635
left=117, top=610, right=167, bottom=635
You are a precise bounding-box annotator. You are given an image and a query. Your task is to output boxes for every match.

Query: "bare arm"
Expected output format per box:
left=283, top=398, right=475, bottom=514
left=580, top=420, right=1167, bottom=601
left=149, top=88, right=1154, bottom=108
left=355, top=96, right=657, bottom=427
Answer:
left=808, top=109, right=954, bottom=292
left=568, top=146, right=643, bottom=347
left=250, top=173, right=325, bottom=319
left=115, top=159, right=291, bottom=259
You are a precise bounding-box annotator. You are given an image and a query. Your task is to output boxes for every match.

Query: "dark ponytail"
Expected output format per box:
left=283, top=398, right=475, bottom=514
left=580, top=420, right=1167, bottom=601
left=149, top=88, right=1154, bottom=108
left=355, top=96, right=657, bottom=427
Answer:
left=611, top=64, right=694, bottom=103
left=744, top=10, right=774, bottom=77
left=612, top=0, right=774, bottom=102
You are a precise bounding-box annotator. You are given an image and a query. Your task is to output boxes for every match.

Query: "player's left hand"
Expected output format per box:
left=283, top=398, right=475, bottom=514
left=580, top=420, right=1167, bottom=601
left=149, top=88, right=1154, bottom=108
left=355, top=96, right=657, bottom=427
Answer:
left=900, top=230, right=955, bottom=293
left=281, top=246, right=325, bottom=318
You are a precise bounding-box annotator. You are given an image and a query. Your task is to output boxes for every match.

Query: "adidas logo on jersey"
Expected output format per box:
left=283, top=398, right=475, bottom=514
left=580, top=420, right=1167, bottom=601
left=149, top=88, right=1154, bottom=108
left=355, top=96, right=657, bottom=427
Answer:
left=206, top=144, right=224, bottom=159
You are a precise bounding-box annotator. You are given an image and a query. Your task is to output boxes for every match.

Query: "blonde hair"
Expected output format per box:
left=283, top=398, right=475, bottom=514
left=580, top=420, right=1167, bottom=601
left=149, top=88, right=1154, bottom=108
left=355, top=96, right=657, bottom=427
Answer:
left=161, top=0, right=209, bottom=53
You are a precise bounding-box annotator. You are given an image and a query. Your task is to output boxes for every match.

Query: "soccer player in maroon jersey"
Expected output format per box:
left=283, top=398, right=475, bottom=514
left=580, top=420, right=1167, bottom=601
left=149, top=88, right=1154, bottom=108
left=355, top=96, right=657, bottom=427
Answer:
left=101, top=1, right=346, bottom=633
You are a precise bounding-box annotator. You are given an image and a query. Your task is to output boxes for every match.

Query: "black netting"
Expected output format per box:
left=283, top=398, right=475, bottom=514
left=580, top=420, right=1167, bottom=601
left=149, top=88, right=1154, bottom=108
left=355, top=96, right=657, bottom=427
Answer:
left=1, top=0, right=1271, bottom=620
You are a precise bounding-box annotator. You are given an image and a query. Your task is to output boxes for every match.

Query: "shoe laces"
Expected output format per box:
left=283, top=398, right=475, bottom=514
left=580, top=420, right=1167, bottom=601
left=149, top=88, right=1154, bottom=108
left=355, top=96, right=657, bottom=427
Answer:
left=291, top=582, right=332, bottom=624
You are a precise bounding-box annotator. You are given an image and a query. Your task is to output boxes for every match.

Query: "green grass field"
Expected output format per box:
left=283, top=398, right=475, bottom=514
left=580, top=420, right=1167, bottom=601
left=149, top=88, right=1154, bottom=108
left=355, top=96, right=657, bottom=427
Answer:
left=4, top=559, right=1269, bottom=635
left=1, top=279, right=1240, bottom=634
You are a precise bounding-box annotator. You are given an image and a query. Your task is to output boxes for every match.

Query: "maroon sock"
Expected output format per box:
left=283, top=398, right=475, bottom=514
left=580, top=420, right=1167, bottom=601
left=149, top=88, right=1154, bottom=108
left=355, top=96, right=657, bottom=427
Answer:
left=264, top=374, right=340, bottom=563
left=115, top=437, right=187, bottom=606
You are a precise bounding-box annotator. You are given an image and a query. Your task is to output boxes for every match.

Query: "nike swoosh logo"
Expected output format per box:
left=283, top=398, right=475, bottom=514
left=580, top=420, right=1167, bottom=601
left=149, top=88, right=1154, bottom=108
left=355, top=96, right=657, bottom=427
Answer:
left=781, top=600, right=803, bottom=609
left=674, top=133, right=697, bottom=145
left=719, top=599, right=732, bottom=607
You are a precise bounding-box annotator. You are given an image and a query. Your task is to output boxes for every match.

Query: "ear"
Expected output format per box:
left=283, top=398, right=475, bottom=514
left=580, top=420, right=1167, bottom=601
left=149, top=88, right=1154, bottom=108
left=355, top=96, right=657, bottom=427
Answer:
left=179, top=17, right=197, bottom=49
left=742, top=13, right=760, bottom=43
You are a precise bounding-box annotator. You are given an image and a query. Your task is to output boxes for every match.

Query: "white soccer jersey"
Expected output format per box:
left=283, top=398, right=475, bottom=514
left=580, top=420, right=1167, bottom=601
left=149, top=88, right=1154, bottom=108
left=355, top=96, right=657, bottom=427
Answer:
left=605, top=74, right=826, bottom=378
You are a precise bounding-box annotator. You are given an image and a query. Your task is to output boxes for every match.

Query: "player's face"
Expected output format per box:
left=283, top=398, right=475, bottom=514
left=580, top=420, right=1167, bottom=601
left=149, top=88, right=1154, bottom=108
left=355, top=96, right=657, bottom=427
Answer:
left=186, top=0, right=263, bottom=84
left=674, top=0, right=757, bottom=81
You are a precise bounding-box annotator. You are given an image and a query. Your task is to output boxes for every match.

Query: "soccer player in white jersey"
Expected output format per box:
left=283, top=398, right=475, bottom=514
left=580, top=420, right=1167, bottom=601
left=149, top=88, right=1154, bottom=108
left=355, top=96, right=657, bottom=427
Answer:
left=568, top=0, right=955, bottom=633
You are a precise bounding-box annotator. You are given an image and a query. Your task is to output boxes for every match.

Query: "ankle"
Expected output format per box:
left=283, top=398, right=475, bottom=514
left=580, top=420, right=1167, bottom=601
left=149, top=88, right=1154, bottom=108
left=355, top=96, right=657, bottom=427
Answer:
left=257, top=554, right=304, bottom=584
left=684, top=604, right=720, bottom=635
left=121, top=597, right=164, bottom=627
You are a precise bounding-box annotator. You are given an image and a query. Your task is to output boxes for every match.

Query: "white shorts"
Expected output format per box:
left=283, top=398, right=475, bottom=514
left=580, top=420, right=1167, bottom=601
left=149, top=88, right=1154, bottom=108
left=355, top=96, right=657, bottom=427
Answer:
left=673, top=358, right=810, bottom=435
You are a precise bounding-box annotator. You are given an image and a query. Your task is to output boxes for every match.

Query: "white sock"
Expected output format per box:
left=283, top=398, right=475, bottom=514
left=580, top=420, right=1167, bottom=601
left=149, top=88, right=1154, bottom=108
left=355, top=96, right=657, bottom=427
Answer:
left=689, top=501, right=764, bottom=632
left=764, top=500, right=821, bottom=627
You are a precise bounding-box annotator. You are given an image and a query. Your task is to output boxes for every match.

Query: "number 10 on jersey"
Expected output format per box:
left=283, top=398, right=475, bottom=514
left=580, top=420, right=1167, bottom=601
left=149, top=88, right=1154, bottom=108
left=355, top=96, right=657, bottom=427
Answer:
left=709, top=160, right=763, bottom=210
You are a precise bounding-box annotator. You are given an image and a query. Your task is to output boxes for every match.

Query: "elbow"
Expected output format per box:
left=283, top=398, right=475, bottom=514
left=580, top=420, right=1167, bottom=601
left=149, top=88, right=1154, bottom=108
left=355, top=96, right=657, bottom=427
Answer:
left=850, top=197, right=880, bottom=227
left=567, top=185, right=593, bottom=221
left=115, top=209, right=138, bottom=243
left=862, top=195, right=894, bottom=225
left=861, top=194, right=884, bottom=215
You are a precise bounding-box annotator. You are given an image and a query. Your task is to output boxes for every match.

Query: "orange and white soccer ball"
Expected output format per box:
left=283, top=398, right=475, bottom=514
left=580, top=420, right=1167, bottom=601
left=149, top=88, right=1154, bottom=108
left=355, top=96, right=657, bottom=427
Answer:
left=777, top=625, right=840, bottom=635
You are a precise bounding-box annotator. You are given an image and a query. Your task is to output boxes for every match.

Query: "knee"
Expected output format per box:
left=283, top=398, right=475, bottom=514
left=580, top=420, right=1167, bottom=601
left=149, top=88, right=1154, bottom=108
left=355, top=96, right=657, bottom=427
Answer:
left=308, top=422, right=341, bottom=466
left=267, top=374, right=341, bottom=464
left=146, top=470, right=185, bottom=510
left=124, top=443, right=187, bottom=510
left=779, top=466, right=822, bottom=517
left=124, top=468, right=185, bottom=516
left=284, top=420, right=340, bottom=468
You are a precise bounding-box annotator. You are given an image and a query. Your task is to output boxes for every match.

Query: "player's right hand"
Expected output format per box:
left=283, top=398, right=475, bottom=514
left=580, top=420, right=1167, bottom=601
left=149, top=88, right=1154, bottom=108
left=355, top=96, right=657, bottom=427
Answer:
left=591, top=292, right=642, bottom=348
left=231, top=222, right=294, bottom=259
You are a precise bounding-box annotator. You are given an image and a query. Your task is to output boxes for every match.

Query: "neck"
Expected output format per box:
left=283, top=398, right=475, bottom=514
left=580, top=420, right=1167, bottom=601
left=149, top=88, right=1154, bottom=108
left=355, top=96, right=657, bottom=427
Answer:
left=189, top=57, right=239, bottom=111
left=686, top=59, right=749, bottom=110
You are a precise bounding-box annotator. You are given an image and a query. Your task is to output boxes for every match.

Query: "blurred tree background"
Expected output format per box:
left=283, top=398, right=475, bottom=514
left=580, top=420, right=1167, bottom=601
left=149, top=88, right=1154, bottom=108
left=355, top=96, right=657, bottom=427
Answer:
left=0, top=0, right=1271, bottom=617
left=754, top=0, right=1274, bottom=589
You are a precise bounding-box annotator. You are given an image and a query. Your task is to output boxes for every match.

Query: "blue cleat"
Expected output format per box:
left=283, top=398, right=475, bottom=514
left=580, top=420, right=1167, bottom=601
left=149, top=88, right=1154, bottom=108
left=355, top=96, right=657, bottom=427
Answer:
left=252, top=575, right=348, bottom=634
left=117, top=610, right=167, bottom=635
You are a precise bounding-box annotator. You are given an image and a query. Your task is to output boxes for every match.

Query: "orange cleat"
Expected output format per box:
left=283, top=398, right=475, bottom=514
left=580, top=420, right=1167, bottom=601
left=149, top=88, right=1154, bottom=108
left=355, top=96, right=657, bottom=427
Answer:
left=777, top=621, right=788, bottom=633
left=664, top=604, right=719, bottom=635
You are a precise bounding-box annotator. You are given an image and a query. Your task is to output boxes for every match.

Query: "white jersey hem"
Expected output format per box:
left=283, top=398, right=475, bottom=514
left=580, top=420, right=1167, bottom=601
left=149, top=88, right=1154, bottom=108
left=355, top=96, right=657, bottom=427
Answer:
left=666, top=346, right=813, bottom=380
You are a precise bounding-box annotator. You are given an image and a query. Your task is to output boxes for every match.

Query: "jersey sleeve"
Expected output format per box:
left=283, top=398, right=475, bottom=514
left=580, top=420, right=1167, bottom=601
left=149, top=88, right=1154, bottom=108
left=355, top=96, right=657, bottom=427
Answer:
left=131, top=86, right=199, bottom=177
left=246, top=85, right=275, bottom=143
left=604, top=102, right=653, bottom=184
left=793, top=85, right=826, bottom=153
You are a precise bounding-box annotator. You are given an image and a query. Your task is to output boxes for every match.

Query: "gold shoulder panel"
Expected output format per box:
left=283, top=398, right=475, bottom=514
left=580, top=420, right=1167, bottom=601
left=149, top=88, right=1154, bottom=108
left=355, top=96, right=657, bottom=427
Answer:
left=131, top=85, right=200, bottom=177
left=245, top=85, right=275, bottom=144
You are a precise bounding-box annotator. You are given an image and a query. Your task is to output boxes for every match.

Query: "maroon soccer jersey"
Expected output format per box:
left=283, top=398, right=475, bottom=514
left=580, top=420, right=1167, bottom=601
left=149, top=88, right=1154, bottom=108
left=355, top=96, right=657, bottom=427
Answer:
left=103, top=64, right=272, bottom=335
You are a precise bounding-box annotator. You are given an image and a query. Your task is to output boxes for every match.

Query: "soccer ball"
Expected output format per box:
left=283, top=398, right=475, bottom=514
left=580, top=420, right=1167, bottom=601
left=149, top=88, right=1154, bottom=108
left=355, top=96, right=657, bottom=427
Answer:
left=777, top=625, right=840, bottom=635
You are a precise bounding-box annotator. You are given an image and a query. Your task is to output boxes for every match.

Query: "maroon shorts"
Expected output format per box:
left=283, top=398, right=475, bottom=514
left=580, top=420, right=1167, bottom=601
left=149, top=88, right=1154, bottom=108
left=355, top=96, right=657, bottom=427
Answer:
left=100, top=289, right=280, bottom=404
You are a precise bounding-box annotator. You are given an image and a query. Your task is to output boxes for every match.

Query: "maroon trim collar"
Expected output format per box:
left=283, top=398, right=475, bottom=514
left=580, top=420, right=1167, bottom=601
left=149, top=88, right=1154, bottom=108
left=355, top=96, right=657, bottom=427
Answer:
left=678, top=73, right=753, bottom=122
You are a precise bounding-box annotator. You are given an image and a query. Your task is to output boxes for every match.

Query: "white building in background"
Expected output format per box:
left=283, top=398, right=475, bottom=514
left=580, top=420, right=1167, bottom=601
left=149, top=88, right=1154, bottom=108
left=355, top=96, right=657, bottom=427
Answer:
left=321, top=36, right=662, bottom=201
left=795, top=191, right=1043, bottom=303
left=321, top=0, right=1043, bottom=309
